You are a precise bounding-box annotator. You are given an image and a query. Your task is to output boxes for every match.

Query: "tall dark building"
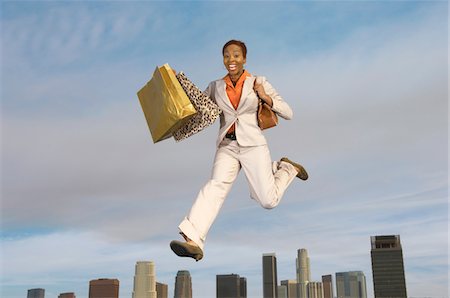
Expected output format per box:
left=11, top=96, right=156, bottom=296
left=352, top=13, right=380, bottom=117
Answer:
left=216, top=274, right=246, bottom=298
left=89, top=278, right=119, bottom=298
left=322, top=275, right=333, bottom=298
left=263, top=253, right=278, bottom=298
left=174, top=270, right=192, bottom=298
left=239, top=277, right=247, bottom=298
left=156, top=282, right=168, bottom=298
left=27, top=288, right=45, bottom=298
left=58, top=293, right=76, bottom=298
left=370, top=235, right=407, bottom=298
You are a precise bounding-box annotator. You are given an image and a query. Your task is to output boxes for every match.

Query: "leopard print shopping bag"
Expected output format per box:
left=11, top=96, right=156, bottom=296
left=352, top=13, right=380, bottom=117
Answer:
left=173, top=72, right=222, bottom=141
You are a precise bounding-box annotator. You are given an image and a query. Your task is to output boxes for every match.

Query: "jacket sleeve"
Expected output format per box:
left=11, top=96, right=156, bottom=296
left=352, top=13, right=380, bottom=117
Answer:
left=203, top=81, right=216, bottom=103
left=260, top=77, right=293, bottom=120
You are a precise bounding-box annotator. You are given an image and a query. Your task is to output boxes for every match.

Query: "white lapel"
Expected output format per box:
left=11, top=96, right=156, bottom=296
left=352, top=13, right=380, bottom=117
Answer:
left=215, top=80, right=235, bottom=111
left=237, top=76, right=256, bottom=110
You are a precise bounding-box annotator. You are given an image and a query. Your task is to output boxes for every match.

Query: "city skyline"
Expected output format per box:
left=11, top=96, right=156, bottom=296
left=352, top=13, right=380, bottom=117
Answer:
left=23, top=238, right=406, bottom=298
left=2, top=1, right=447, bottom=298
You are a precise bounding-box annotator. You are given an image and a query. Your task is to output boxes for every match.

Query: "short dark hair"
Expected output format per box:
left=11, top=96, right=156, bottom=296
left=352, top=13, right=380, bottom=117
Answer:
left=222, top=40, right=247, bottom=58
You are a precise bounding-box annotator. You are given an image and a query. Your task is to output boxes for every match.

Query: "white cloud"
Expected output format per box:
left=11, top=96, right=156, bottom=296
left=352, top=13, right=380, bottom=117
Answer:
left=2, top=4, right=149, bottom=68
left=1, top=231, right=174, bottom=297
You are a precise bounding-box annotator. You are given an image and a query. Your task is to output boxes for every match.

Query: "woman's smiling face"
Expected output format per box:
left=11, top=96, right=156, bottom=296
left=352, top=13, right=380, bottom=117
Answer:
left=223, top=44, right=246, bottom=77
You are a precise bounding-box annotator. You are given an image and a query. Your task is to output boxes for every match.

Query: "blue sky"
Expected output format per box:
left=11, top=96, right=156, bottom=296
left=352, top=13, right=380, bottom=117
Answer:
left=1, top=1, right=448, bottom=298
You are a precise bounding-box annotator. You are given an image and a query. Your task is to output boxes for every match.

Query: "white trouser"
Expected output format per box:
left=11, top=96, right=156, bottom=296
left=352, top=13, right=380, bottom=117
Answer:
left=179, top=138, right=298, bottom=251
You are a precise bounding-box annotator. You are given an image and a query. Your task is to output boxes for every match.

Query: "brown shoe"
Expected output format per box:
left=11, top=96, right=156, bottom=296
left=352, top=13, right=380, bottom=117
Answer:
left=280, top=157, right=308, bottom=180
left=170, top=240, right=204, bottom=261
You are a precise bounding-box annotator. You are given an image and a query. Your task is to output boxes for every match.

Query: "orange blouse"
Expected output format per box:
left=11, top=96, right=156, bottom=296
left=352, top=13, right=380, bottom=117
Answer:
left=223, top=70, right=251, bottom=133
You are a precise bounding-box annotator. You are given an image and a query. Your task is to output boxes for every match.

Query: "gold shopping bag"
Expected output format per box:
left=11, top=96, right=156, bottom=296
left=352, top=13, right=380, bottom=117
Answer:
left=137, top=64, right=197, bottom=143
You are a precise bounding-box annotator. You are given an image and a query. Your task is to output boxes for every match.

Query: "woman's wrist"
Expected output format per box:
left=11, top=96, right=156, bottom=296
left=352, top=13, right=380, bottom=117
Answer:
left=261, top=95, right=273, bottom=107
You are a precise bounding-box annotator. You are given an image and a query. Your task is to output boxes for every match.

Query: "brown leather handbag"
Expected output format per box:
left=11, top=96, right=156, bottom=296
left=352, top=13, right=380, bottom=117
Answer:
left=257, top=100, right=278, bottom=130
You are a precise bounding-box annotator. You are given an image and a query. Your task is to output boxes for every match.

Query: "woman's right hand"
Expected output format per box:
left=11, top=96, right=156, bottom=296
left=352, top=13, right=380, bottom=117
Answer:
left=254, top=79, right=273, bottom=107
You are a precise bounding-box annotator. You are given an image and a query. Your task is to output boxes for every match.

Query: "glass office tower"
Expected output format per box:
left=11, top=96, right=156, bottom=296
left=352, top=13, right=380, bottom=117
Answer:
left=174, top=270, right=192, bottom=298
left=370, top=235, right=407, bottom=298
left=263, top=253, right=278, bottom=298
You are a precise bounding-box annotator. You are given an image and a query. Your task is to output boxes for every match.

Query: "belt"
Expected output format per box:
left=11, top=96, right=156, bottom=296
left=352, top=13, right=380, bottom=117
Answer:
left=225, top=132, right=237, bottom=140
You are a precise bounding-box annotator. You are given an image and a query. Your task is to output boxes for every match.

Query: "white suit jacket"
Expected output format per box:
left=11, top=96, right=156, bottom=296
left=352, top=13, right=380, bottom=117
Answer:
left=204, top=75, right=293, bottom=147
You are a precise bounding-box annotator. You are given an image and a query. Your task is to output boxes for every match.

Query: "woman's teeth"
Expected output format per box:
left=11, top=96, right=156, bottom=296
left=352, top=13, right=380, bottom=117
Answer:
left=229, top=65, right=236, bottom=70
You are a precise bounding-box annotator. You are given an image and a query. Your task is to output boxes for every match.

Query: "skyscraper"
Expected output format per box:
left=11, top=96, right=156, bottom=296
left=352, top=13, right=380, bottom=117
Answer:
left=89, top=279, right=119, bottom=298
left=240, top=277, right=247, bottom=298
left=27, top=288, right=45, bottom=298
left=217, top=274, right=246, bottom=298
left=336, top=271, right=367, bottom=298
left=174, top=270, right=192, bottom=298
left=321, top=275, right=333, bottom=298
left=296, top=249, right=310, bottom=298
left=132, top=261, right=157, bottom=298
left=156, top=282, right=168, bottom=298
left=370, top=235, right=407, bottom=297
left=58, top=293, right=76, bottom=298
left=281, top=280, right=298, bottom=298
left=307, top=281, right=323, bottom=298
left=263, top=253, right=278, bottom=298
